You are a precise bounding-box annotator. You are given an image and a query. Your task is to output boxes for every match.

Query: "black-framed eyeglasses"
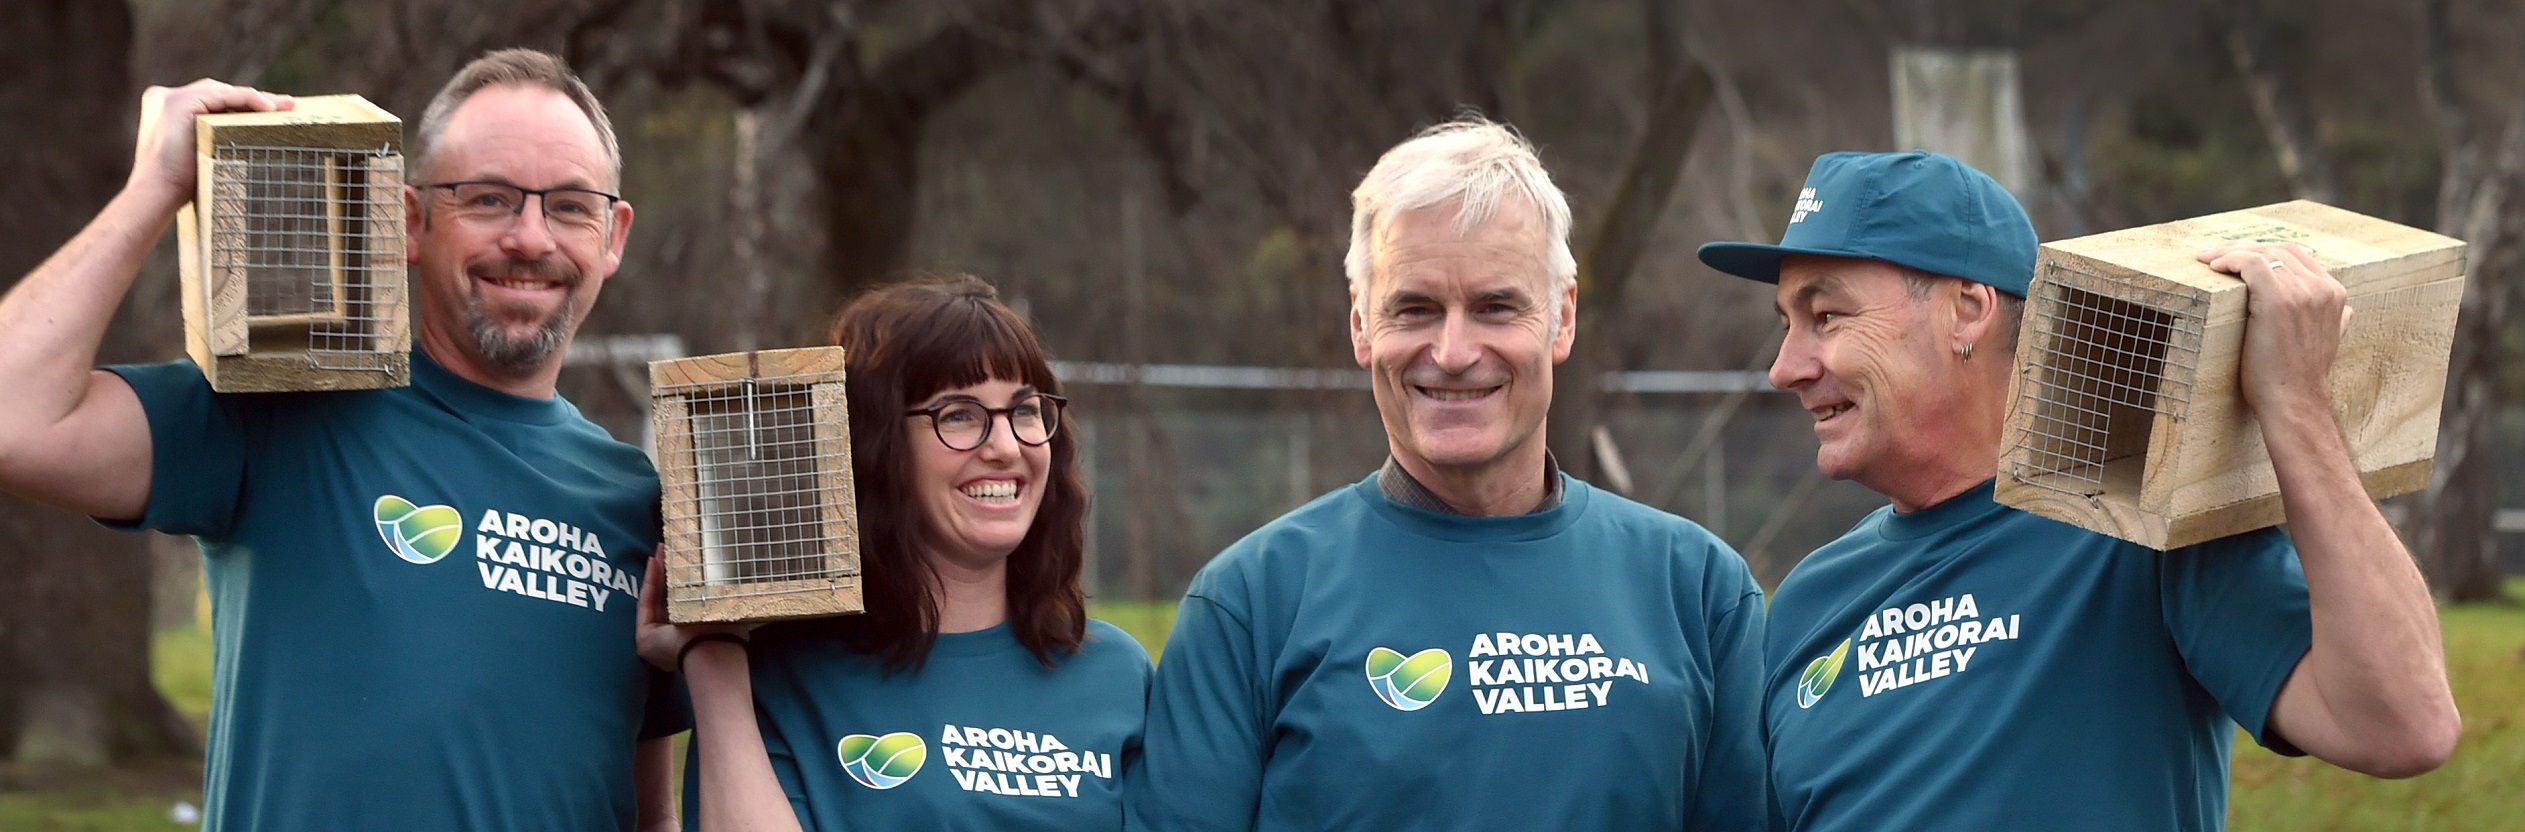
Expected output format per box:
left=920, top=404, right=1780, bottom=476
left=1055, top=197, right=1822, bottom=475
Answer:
left=904, top=394, right=1066, bottom=451
left=415, top=180, right=621, bottom=237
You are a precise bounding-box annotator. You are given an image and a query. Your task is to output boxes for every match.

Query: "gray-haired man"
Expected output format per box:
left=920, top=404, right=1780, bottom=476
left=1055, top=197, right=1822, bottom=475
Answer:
left=1127, top=118, right=1768, bottom=830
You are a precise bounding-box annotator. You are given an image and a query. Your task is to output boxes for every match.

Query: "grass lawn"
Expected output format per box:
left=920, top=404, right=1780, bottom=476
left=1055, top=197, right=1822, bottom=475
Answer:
left=1092, top=599, right=1181, bottom=658
left=2226, top=596, right=2525, bottom=831
left=5, top=590, right=2515, bottom=830
left=0, top=766, right=198, bottom=832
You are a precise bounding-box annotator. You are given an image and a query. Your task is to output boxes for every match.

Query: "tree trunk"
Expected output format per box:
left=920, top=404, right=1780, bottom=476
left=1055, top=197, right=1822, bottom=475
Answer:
left=0, top=0, right=197, bottom=768
left=2219, top=0, right=2506, bottom=600
left=644, top=0, right=1034, bottom=343
left=1549, top=0, right=1713, bottom=484
left=2219, top=0, right=2339, bottom=203
left=801, top=92, right=928, bottom=336
left=2424, top=263, right=2513, bottom=601
left=2412, top=115, right=2525, bottom=601
left=2405, top=0, right=2516, bottom=602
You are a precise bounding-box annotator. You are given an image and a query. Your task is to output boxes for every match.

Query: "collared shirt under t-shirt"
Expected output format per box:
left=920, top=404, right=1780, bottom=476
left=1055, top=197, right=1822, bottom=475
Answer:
left=1129, top=471, right=1768, bottom=830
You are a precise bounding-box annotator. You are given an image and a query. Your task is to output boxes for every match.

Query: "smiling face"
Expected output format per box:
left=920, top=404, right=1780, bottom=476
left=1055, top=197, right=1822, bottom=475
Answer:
left=905, top=378, right=1054, bottom=569
left=406, top=83, right=632, bottom=390
left=1351, top=198, right=1576, bottom=489
left=1770, top=256, right=1989, bottom=498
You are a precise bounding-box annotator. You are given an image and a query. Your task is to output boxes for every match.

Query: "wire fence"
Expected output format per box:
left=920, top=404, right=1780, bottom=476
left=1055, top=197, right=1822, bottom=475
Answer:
left=1059, top=385, right=1888, bottom=600
left=556, top=347, right=2525, bottom=603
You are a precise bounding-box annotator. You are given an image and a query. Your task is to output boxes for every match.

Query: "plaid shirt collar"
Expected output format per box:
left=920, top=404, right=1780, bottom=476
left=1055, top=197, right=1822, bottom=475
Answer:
left=1376, top=451, right=1564, bottom=516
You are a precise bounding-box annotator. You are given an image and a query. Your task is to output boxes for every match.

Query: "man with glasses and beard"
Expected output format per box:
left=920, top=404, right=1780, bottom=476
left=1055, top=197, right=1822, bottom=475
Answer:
left=0, top=50, right=682, bottom=830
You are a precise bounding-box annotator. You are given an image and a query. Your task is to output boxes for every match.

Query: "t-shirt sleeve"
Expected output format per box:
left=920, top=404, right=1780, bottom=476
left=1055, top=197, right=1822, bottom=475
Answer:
left=1689, top=583, right=1772, bottom=832
left=1125, top=591, right=1266, bottom=832
left=1092, top=619, right=1156, bottom=788
left=100, top=360, right=250, bottom=539
left=2158, top=527, right=2313, bottom=754
left=638, top=668, right=691, bottom=740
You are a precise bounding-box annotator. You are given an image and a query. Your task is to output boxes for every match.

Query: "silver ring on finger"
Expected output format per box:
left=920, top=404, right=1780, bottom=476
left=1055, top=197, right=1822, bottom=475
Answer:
left=2266, top=259, right=2286, bottom=271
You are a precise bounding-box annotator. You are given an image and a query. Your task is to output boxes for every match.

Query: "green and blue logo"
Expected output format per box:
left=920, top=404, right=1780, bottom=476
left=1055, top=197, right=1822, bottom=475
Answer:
left=1797, top=638, right=1851, bottom=709
left=373, top=495, right=463, bottom=565
left=838, top=732, right=928, bottom=790
left=1364, top=646, right=1452, bottom=711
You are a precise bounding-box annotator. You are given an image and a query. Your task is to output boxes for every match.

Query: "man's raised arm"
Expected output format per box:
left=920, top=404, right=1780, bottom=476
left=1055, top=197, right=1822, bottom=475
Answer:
left=2201, top=242, right=2463, bottom=778
left=0, top=80, right=288, bottom=519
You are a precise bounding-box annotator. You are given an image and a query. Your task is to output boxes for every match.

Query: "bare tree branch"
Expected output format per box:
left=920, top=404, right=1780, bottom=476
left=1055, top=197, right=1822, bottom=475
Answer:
left=1551, top=0, right=1718, bottom=480
left=2219, top=0, right=2337, bottom=203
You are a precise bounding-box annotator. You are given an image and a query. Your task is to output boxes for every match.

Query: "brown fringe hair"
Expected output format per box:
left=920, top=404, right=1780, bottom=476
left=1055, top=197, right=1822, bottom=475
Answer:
left=802, top=274, right=1088, bottom=672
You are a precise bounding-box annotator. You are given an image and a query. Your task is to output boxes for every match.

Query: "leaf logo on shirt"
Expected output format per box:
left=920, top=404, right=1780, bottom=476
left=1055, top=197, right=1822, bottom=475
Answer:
left=1797, top=639, right=1851, bottom=709
left=373, top=495, right=463, bottom=565
left=1365, top=647, right=1452, bottom=711
left=838, top=732, right=927, bottom=790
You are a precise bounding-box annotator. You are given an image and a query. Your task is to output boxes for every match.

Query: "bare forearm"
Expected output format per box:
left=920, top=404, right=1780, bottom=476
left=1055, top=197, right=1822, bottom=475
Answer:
left=0, top=79, right=289, bottom=443
left=0, top=185, right=176, bottom=441
left=2264, top=399, right=2460, bottom=774
left=0, top=184, right=171, bottom=518
left=687, top=644, right=805, bottom=832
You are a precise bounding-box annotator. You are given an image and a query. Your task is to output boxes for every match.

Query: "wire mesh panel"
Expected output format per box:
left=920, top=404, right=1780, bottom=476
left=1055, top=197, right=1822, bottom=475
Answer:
left=655, top=348, right=863, bottom=624
left=1998, top=200, right=2466, bottom=549
left=182, top=94, right=409, bottom=392
left=208, top=145, right=402, bottom=370
left=2007, top=271, right=2205, bottom=498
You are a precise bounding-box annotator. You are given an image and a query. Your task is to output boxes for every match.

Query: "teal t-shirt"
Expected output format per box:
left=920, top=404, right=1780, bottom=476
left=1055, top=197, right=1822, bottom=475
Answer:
left=1763, top=480, right=2313, bottom=831
left=683, top=619, right=1150, bottom=830
left=1128, top=473, right=1769, bottom=831
left=108, top=353, right=672, bottom=831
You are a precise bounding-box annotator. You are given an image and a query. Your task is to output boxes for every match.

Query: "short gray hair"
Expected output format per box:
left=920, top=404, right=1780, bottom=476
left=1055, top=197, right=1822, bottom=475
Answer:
left=1898, top=266, right=2027, bottom=353
left=408, top=49, right=621, bottom=188
left=1344, top=118, right=1577, bottom=308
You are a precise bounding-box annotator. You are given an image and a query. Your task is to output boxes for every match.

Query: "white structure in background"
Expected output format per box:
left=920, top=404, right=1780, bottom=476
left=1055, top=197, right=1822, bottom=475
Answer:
left=1891, top=46, right=2037, bottom=197
left=565, top=333, right=689, bottom=457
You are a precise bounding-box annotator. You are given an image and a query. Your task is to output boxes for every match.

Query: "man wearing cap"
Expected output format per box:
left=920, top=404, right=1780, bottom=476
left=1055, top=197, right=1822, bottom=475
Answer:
left=1697, top=151, right=2459, bottom=830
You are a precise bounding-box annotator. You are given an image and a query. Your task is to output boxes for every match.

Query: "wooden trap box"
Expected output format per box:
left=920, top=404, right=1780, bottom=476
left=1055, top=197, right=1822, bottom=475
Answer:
left=1997, top=200, right=2465, bottom=550
left=654, top=347, right=864, bottom=623
left=178, top=94, right=409, bottom=393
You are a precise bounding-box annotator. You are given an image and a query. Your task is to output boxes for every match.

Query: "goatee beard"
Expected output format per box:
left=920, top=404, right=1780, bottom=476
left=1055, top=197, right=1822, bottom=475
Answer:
left=466, top=302, right=575, bottom=374
left=463, top=257, right=581, bottom=374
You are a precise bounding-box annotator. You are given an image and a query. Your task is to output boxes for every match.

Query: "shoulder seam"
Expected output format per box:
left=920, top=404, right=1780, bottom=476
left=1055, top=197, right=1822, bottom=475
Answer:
left=1178, top=591, right=1255, bottom=637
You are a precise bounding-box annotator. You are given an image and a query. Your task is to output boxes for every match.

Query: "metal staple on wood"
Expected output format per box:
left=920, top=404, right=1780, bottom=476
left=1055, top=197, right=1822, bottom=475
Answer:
left=208, top=144, right=401, bottom=372
left=659, top=371, right=852, bottom=600
left=2008, top=267, right=2207, bottom=498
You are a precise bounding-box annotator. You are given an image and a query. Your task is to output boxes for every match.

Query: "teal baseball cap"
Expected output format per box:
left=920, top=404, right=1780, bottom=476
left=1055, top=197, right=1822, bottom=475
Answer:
left=1696, top=151, right=2038, bottom=297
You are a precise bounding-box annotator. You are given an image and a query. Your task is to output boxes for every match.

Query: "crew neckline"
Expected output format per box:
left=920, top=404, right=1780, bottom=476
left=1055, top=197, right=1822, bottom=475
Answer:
left=927, top=622, right=1024, bottom=659
left=1357, top=471, right=1590, bottom=543
left=411, top=350, right=573, bottom=426
left=1877, top=478, right=2004, bottom=541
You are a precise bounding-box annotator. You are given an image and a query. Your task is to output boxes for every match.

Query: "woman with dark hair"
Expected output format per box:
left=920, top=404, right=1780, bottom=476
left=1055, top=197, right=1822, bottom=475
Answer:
left=638, top=275, right=1148, bottom=831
